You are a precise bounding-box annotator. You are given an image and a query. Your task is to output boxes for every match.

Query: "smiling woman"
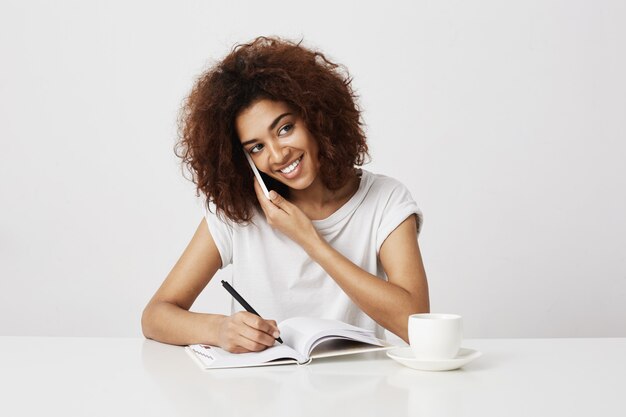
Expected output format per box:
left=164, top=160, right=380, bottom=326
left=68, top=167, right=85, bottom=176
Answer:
left=236, top=99, right=358, bottom=213
left=141, top=36, right=430, bottom=353
left=238, top=102, right=316, bottom=185
left=174, top=35, right=368, bottom=223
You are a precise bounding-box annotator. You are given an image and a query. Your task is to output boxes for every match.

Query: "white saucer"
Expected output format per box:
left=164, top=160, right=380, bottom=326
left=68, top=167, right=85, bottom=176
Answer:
left=386, top=347, right=482, bottom=371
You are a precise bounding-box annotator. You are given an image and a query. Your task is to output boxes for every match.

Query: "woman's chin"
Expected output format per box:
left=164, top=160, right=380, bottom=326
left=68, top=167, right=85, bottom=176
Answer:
left=274, top=175, right=313, bottom=191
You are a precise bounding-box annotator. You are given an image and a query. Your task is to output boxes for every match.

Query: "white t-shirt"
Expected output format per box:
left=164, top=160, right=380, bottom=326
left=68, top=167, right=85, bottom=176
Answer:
left=204, top=168, right=422, bottom=339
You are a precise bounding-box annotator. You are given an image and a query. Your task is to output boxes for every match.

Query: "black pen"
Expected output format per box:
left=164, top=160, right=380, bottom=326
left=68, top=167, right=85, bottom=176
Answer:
left=221, top=280, right=284, bottom=344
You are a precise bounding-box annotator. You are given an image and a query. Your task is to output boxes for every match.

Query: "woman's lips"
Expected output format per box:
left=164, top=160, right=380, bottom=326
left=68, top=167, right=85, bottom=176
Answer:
left=278, top=155, right=303, bottom=179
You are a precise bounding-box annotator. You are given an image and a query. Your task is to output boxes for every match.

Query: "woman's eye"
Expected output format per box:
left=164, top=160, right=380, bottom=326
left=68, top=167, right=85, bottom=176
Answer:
left=279, top=123, right=293, bottom=135
left=250, top=144, right=263, bottom=154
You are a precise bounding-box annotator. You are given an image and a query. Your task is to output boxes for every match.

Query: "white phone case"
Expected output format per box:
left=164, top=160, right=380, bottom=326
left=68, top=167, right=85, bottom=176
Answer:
left=244, top=151, right=271, bottom=199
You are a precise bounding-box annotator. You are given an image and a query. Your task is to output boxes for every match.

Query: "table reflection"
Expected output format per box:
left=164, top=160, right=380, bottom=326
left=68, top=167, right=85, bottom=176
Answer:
left=141, top=340, right=408, bottom=416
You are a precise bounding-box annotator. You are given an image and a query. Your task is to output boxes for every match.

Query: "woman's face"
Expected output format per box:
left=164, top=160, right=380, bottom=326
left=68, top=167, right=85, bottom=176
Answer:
left=236, top=99, right=321, bottom=190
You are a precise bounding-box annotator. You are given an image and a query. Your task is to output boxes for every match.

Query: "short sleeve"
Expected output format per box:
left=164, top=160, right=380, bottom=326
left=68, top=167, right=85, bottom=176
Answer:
left=375, top=181, right=423, bottom=254
left=203, top=201, right=234, bottom=269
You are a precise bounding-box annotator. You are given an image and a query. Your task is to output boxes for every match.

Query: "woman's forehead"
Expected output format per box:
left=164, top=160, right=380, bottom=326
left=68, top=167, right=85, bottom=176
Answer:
left=235, top=99, right=295, bottom=140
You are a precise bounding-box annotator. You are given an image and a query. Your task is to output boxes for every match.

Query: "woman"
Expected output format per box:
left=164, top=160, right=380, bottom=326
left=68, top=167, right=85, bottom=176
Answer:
left=142, top=36, right=429, bottom=353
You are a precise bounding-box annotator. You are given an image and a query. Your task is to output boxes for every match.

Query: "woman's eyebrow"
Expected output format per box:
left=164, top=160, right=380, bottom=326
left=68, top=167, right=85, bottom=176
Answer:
left=241, top=112, right=292, bottom=146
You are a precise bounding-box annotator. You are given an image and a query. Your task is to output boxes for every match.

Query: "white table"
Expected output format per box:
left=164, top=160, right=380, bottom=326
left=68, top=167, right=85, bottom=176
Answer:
left=1, top=337, right=624, bottom=416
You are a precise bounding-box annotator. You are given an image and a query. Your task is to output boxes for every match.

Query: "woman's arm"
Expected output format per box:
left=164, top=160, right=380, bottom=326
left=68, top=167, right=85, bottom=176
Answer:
left=141, top=218, right=280, bottom=351
left=303, top=214, right=429, bottom=342
left=255, top=182, right=429, bottom=342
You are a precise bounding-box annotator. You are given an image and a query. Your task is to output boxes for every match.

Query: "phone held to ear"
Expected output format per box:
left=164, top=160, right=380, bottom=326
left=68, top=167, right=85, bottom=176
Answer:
left=244, top=151, right=271, bottom=200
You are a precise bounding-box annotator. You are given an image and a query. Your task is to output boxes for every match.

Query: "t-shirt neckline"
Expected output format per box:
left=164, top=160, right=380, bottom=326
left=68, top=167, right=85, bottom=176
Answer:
left=311, top=168, right=373, bottom=231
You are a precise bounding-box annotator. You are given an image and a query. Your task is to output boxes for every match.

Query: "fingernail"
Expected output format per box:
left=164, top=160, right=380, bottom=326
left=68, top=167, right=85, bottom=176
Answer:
left=269, top=190, right=277, bottom=199
left=273, top=331, right=280, bottom=338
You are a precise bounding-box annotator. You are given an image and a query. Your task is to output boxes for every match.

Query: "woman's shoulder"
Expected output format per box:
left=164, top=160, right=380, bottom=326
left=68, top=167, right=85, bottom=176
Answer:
left=361, top=169, right=411, bottom=194
left=360, top=169, right=422, bottom=234
left=360, top=169, right=418, bottom=209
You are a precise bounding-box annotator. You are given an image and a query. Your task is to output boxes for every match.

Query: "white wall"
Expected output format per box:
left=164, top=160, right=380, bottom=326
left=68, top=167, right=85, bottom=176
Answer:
left=1, top=0, right=624, bottom=338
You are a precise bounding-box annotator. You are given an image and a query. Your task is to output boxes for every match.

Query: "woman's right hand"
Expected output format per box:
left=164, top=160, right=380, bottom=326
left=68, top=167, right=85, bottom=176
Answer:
left=217, top=311, right=281, bottom=353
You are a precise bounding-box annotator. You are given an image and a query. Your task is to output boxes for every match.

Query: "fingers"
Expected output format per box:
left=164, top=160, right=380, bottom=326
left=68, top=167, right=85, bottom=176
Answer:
left=239, top=326, right=276, bottom=350
left=252, top=176, right=269, bottom=201
left=240, top=312, right=280, bottom=338
left=252, top=177, right=278, bottom=210
left=268, top=190, right=281, bottom=203
left=254, top=178, right=290, bottom=216
left=268, top=189, right=291, bottom=213
left=253, top=178, right=275, bottom=218
left=222, top=312, right=281, bottom=353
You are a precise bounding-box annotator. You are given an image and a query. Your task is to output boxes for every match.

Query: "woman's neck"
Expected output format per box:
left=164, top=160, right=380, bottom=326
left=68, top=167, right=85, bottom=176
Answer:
left=288, top=169, right=361, bottom=220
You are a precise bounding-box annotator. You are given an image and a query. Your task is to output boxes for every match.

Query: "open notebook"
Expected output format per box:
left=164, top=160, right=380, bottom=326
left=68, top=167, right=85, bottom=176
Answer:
left=186, top=317, right=394, bottom=370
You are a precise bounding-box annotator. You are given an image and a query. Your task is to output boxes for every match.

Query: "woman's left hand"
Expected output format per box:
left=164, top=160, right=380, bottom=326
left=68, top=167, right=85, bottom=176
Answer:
left=253, top=178, right=320, bottom=249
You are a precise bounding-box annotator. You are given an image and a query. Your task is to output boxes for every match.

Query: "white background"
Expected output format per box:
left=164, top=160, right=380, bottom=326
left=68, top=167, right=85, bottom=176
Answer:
left=1, top=0, right=624, bottom=338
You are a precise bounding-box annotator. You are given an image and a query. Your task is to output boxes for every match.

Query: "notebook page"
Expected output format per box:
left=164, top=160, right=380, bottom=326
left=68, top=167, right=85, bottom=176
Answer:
left=188, top=343, right=307, bottom=369
left=309, top=338, right=393, bottom=360
left=278, top=317, right=379, bottom=357
left=307, top=332, right=383, bottom=354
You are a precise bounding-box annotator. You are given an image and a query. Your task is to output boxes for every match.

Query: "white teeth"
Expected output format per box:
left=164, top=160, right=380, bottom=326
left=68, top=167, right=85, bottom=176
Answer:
left=280, top=157, right=301, bottom=174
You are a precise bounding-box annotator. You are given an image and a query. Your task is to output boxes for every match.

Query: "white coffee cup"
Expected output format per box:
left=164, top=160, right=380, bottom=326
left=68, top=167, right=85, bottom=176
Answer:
left=408, top=313, right=463, bottom=360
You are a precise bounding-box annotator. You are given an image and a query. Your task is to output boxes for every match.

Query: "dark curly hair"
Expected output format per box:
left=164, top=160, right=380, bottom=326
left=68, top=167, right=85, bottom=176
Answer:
left=175, top=35, right=370, bottom=224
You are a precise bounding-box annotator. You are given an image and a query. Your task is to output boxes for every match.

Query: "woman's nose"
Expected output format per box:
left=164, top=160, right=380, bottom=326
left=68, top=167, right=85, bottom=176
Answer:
left=267, top=141, right=289, bottom=166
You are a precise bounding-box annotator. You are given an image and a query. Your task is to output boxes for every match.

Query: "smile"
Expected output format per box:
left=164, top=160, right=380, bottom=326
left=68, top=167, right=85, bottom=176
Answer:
left=279, top=156, right=303, bottom=174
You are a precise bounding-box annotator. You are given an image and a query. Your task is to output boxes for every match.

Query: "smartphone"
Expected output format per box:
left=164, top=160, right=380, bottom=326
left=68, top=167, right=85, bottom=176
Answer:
left=244, top=151, right=271, bottom=199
